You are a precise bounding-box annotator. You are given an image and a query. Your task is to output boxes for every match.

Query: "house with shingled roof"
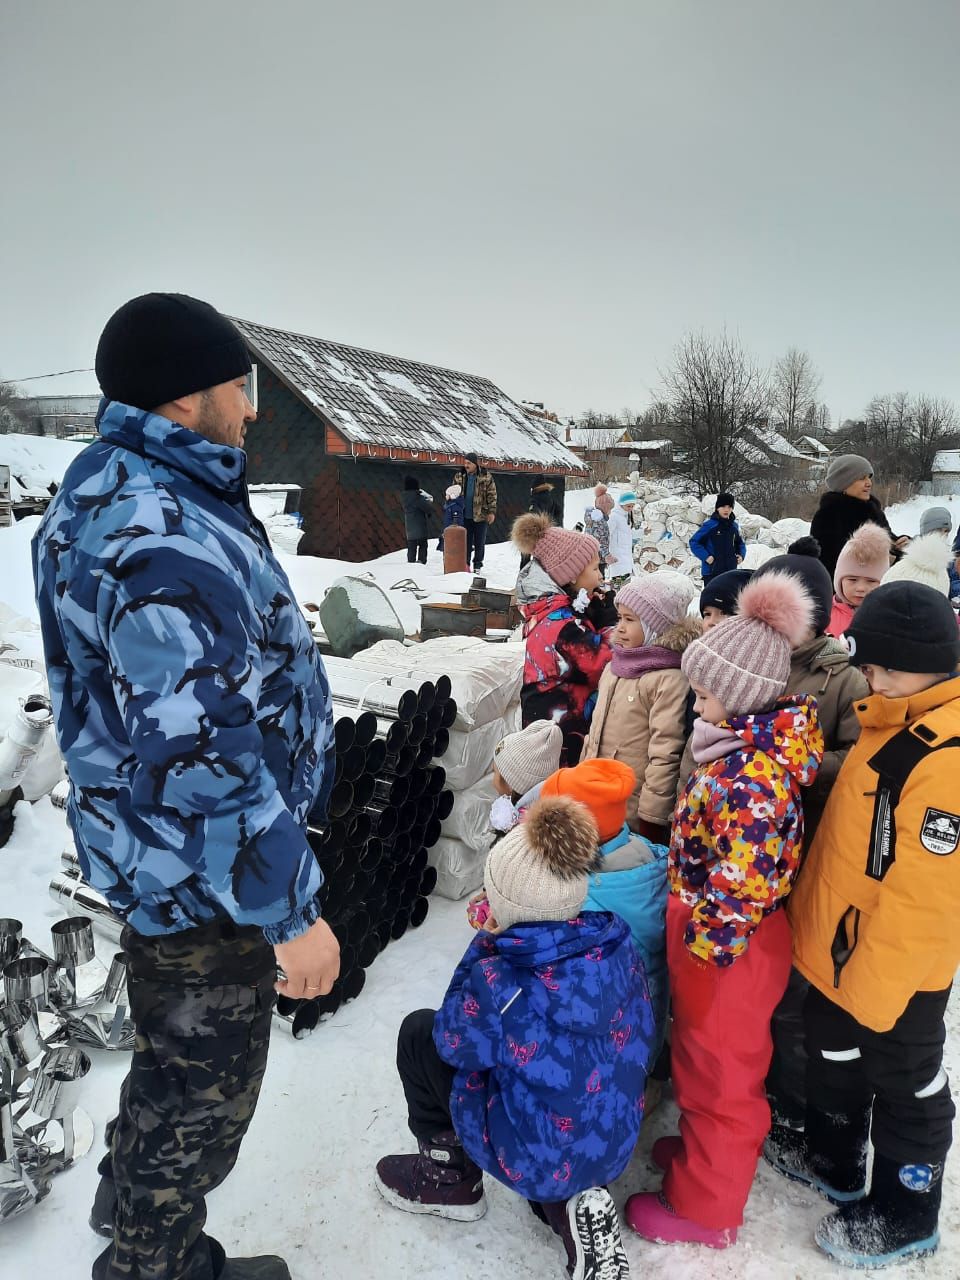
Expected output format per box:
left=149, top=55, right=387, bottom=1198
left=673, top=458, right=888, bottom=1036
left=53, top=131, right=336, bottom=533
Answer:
left=232, top=317, right=585, bottom=560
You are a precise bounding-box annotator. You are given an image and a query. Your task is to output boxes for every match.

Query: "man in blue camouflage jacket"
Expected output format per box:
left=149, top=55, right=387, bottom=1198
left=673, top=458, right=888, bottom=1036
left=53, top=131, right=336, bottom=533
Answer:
left=33, top=293, right=338, bottom=1280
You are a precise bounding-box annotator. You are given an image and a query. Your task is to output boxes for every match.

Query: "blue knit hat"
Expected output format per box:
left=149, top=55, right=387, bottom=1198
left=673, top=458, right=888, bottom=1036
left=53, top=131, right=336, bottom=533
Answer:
left=619, top=492, right=638, bottom=507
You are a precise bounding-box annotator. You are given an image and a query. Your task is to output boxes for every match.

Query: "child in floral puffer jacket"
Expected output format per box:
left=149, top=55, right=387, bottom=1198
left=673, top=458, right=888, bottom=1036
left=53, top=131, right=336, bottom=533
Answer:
left=626, top=572, right=824, bottom=1250
left=376, top=793, right=653, bottom=1280
left=512, top=513, right=613, bottom=766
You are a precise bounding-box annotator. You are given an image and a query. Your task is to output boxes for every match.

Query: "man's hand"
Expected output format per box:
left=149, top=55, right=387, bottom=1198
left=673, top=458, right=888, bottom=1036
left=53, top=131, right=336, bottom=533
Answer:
left=486, top=513, right=496, bottom=525
left=706, top=555, right=714, bottom=565
left=274, top=917, right=340, bottom=1000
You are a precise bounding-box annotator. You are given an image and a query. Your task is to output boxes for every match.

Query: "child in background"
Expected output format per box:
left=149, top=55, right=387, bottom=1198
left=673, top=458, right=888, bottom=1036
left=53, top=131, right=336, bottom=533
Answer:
left=437, top=483, right=465, bottom=552
left=512, top=513, right=613, bottom=766
left=689, top=493, right=746, bottom=584
left=542, top=758, right=670, bottom=1059
left=626, top=573, right=823, bottom=1249
left=825, top=522, right=890, bottom=637
left=767, top=582, right=960, bottom=1269
left=376, top=793, right=653, bottom=1280
left=584, top=484, right=613, bottom=573
left=881, top=529, right=956, bottom=602
left=698, top=567, right=753, bottom=632
left=605, top=495, right=636, bottom=588
left=581, top=572, right=699, bottom=844
left=488, top=719, right=563, bottom=836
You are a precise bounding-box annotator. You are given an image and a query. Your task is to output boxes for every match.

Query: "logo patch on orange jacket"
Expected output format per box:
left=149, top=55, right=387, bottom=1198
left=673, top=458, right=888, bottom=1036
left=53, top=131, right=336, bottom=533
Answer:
left=920, top=808, right=960, bottom=856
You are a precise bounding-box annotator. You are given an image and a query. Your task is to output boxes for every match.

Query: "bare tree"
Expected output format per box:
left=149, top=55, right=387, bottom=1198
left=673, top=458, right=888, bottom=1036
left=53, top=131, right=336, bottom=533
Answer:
left=906, top=396, right=959, bottom=480
left=0, top=379, right=29, bottom=434
left=771, top=348, right=821, bottom=440
left=660, top=331, right=770, bottom=493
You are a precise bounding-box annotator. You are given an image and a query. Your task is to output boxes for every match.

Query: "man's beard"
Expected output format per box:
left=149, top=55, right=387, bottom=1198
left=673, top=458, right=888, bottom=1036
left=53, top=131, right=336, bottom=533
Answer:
left=196, top=391, right=241, bottom=447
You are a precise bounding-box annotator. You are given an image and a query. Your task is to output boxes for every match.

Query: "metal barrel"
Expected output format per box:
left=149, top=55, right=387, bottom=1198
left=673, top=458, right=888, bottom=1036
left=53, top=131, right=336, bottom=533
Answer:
left=406, top=714, right=428, bottom=746
left=409, top=897, right=430, bottom=928
left=435, top=790, right=454, bottom=821
left=364, top=737, right=387, bottom=775
left=49, top=872, right=125, bottom=943
left=364, top=802, right=398, bottom=839
left=351, top=772, right=375, bottom=809
left=383, top=744, right=416, bottom=778
left=327, top=777, right=354, bottom=818
left=373, top=717, right=408, bottom=751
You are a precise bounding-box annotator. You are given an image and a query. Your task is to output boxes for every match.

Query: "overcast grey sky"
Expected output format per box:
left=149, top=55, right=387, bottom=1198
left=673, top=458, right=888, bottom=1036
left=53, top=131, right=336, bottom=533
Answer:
left=2, top=0, right=958, bottom=423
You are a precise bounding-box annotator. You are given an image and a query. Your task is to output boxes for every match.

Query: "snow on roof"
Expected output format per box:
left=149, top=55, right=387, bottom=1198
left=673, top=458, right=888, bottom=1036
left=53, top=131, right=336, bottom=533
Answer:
left=750, top=423, right=805, bottom=459
left=798, top=434, right=830, bottom=455
left=933, top=450, right=960, bottom=473
left=0, top=432, right=86, bottom=499
left=232, top=318, right=586, bottom=473
left=566, top=426, right=627, bottom=448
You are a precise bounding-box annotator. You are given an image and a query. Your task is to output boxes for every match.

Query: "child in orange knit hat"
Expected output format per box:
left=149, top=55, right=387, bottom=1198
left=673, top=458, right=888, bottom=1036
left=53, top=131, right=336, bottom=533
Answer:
left=541, top=758, right=669, bottom=1053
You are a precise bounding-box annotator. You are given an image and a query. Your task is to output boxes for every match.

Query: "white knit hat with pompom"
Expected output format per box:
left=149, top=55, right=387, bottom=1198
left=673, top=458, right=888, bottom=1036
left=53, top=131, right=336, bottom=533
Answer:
left=681, top=571, right=814, bottom=717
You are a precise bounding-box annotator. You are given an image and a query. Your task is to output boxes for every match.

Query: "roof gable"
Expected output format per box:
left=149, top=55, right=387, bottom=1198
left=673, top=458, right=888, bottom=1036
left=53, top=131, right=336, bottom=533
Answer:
left=232, top=317, right=585, bottom=472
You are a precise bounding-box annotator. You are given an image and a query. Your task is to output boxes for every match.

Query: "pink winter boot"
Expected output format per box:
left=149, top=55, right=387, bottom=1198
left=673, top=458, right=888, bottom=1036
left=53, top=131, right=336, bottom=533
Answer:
left=625, top=1191, right=737, bottom=1248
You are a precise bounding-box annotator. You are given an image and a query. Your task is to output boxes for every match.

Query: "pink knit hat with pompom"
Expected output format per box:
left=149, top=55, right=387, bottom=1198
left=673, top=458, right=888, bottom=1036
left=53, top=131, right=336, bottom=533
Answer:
left=833, top=522, right=892, bottom=601
left=513, top=513, right=599, bottom=587
left=681, top=571, right=814, bottom=717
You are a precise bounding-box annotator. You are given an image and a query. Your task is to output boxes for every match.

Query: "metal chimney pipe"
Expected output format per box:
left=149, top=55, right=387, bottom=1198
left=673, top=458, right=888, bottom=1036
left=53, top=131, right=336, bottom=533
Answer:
left=48, top=873, right=125, bottom=944
left=351, top=772, right=375, bottom=809
left=364, top=738, right=387, bottom=775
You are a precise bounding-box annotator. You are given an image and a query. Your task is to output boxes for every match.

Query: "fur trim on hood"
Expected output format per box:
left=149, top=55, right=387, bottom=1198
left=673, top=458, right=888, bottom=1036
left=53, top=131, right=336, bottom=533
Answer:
left=655, top=616, right=703, bottom=654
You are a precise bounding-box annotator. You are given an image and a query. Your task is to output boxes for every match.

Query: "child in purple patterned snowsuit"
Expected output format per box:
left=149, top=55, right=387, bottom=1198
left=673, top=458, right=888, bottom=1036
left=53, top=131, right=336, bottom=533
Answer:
left=376, top=793, right=653, bottom=1279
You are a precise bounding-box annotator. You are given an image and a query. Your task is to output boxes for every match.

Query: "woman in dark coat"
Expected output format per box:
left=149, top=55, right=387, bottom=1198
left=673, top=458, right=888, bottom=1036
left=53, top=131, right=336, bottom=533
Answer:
left=809, top=454, right=900, bottom=578
left=401, top=474, right=434, bottom=564
left=528, top=474, right=563, bottom=524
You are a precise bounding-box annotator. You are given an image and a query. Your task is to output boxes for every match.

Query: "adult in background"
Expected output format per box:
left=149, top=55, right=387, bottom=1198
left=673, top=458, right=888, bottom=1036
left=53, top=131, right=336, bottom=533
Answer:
left=809, top=454, right=901, bottom=578
left=527, top=472, right=563, bottom=523
left=401, top=473, right=434, bottom=564
left=33, top=293, right=339, bottom=1280
left=452, top=451, right=497, bottom=573
left=689, top=491, right=746, bottom=583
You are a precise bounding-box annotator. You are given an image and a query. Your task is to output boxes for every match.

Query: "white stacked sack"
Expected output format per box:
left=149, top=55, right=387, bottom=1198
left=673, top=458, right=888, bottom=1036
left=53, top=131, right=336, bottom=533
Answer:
left=349, top=637, right=524, bottom=899
left=623, top=473, right=811, bottom=583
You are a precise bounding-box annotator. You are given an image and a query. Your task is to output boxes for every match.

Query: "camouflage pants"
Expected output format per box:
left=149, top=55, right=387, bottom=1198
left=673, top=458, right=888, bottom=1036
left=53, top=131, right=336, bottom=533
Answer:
left=93, top=920, right=276, bottom=1280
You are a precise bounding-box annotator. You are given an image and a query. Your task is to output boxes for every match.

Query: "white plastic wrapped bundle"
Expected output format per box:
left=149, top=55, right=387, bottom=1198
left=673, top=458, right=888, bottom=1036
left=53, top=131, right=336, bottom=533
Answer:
left=350, top=637, right=523, bottom=730
left=440, top=775, right=498, bottom=851
left=742, top=543, right=780, bottom=570
left=769, top=517, right=811, bottom=548
left=738, top=512, right=773, bottom=538
left=441, top=718, right=506, bottom=791
left=428, top=835, right=487, bottom=900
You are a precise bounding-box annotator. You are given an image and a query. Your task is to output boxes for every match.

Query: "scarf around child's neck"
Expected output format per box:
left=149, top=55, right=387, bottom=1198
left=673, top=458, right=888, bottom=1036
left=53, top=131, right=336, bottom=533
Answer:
left=610, top=643, right=682, bottom=679
left=691, top=717, right=744, bottom=763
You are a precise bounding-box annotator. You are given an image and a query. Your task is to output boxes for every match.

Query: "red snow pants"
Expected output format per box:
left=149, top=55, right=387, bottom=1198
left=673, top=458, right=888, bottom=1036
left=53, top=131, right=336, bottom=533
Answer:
left=662, top=894, right=792, bottom=1229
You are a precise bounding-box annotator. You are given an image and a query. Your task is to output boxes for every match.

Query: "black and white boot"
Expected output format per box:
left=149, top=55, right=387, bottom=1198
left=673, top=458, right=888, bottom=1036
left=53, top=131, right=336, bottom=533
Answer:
left=815, top=1152, right=942, bottom=1268
left=566, top=1187, right=630, bottom=1280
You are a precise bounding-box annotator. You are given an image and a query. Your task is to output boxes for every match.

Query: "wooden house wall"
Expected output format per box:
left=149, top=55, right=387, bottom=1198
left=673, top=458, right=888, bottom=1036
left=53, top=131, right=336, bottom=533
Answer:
left=245, top=368, right=568, bottom=561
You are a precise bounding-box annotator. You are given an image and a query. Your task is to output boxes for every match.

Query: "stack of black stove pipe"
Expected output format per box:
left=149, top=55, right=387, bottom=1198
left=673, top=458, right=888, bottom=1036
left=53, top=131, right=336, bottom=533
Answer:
left=273, top=661, right=456, bottom=1038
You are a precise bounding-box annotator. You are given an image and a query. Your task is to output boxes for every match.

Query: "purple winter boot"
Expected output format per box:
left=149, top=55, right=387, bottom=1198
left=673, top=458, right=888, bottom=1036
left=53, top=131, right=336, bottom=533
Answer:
left=375, top=1131, right=486, bottom=1222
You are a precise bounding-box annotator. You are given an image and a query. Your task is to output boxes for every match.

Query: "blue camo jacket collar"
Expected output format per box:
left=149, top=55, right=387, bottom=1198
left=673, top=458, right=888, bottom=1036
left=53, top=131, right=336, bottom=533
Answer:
left=98, top=401, right=247, bottom=495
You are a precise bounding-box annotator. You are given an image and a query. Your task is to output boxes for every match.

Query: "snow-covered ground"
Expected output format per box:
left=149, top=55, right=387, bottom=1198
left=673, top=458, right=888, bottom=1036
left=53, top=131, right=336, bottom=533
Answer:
left=1, top=442, right=958, bottom=1278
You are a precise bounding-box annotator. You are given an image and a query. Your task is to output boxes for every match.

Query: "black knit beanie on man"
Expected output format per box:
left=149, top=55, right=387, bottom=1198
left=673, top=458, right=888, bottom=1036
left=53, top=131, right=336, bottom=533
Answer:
left=95, top=293, right=252, bottom=411
left=845, top=581, right=960, bottom=674
left=753, top=545, right=834, bottom=636
left=699, top=568, right=753, bottom=617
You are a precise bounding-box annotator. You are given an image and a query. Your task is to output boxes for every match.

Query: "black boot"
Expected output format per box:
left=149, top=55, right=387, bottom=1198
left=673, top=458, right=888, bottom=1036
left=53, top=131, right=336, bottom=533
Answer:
left=763, top=1103, right=870, bottom=1204
left=815, top=1151, right=942, bottom=1267
left=89, top=1155, right=116, bottom=1236
left=375, top=1130, right=486, bottom=1221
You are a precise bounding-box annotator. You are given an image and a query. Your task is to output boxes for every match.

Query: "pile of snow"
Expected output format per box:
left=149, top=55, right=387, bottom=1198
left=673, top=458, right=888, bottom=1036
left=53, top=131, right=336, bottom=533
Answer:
left=0, top=433, right=85, bottom=500
left=566, top=476, right=808, bottom=582
left=887, top=493, right=960, bottom=538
